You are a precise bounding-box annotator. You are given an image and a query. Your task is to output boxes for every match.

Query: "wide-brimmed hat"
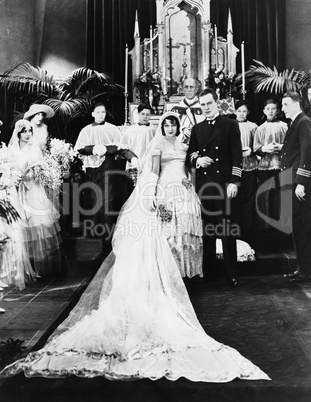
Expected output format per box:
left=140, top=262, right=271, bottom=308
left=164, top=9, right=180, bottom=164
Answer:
left=23, top=104, right=54, bottom=120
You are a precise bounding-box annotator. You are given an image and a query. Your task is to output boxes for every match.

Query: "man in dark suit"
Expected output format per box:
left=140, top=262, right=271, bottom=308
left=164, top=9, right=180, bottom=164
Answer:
left=281, top=91, right=311, bottom=283
left=187, top=88, right=242, bottom=287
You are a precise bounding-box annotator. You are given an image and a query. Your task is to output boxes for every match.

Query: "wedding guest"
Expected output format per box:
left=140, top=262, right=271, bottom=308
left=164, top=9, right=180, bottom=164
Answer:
left=234, top=100, right=258, bottom=232
left=253, top=99, right=287, bottom=228
left=23, top=104, right=55, bottom=152
left=282, top=91, right=311, bottom=283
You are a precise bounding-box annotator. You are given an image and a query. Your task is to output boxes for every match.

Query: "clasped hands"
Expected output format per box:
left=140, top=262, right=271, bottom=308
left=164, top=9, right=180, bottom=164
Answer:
left=262, top=142, right=283, bottom=154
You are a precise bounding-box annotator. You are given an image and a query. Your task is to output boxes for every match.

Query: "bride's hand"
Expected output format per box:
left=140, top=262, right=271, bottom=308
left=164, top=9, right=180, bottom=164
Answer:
left=148, top=197, right=157, bottom=212
left=182, top=178, right=192, bottom=189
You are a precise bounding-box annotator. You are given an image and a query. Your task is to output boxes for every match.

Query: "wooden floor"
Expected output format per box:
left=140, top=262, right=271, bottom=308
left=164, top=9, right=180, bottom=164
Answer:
left=0, top=233, right=311, bottom=402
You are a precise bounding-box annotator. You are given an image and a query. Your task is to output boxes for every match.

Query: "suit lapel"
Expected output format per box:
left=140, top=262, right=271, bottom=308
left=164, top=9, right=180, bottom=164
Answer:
left=285, top=113, right=303, bottom=139
left=202, top=118, right=223, bottom=148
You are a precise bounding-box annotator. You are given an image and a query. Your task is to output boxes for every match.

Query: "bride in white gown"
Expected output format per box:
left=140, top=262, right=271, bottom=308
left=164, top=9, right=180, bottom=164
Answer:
left=0, top=113, right=270, bottom=382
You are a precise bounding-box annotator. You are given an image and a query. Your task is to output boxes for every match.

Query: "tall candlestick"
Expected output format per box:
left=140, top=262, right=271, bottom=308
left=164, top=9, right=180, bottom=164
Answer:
left=214, top=25, right=218, bottom=69
left=125, top=43, right=128, bottom=94
left=150, top=25, right=153, bottom=71
left=241, top=41, right=245, bottom=93
left=162, top=62, right=167, bottom=94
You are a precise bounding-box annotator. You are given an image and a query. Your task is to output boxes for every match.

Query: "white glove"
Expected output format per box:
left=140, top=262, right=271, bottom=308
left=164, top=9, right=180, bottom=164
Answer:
left=130, top=157, right=139, bottom=169
left=93, top=144, right=107, bottom=156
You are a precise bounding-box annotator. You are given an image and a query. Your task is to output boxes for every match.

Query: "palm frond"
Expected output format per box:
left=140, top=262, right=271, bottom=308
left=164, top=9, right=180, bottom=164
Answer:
left=0, top=199, right=20, bottom=224
left=60, top=68, right=114, bottom=97
left=242, top=60, right=304, bottom=94
left=0, top=62, right=58, bottom=98
left=44, top=98, right=92, bottom=121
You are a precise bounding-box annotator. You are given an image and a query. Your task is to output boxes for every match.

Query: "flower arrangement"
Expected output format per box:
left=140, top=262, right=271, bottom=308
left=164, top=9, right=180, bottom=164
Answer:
left=158, top=204, right=173, bottom=223
left=207, top=69, right=237, bottom=99
left=0, top=143, right=22, bottom=188
left=25, top=154, right=63, bottom=193
left=134, top=70, right=162, bottom=106
left=47, top=138, right=82, bottom=178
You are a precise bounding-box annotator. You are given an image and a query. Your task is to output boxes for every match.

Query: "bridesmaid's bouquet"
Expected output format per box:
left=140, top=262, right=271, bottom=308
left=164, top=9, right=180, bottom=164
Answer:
left=158, top=204, right=173, bottom=223
left=25, top=155, right=62, bottom=193
left=47, top=138, right=82, bottom=179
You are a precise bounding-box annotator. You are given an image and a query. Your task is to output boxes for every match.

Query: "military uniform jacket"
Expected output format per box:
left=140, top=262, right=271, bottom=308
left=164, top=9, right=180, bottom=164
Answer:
left=280, top=112, right=311, bottom=190
left=187, top=115, right=242, bottom=193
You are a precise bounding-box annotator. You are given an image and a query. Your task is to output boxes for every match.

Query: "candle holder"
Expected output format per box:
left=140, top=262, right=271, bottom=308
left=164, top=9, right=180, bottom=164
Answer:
left=124, top=92, right=130, bottom=125
left=241, top=88, right=247, bottom=100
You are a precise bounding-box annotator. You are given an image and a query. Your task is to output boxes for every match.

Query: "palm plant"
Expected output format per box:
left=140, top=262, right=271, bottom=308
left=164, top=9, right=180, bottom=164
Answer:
left=241, top=59, right=311, bottom=95
left=0, top=62, right=125, bottom=144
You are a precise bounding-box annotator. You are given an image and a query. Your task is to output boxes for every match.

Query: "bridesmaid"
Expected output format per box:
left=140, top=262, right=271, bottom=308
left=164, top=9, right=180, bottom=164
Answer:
left=23, top=104, right=54, bottom=152
left=8, top=120, right=61, bottom=276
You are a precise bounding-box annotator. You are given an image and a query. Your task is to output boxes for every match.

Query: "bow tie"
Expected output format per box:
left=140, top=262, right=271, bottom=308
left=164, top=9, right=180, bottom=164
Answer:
left=92, top=122, right=105, bottom=126
left=138, top=122, right=150, bottom=126
left=206, top=118, right=216, bottom=126
left=266, top=119, right=279, bottom=123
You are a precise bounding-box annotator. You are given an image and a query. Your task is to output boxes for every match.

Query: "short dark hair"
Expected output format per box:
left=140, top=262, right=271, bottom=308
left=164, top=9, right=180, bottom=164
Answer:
left=282, top=91, right=303, bottom=109
left=17, top=125, right=33, bottom=139
left=263, top=98, right=279, bottom=108
left=235, top=99, right=250, bottom=111
left=92, top=102, right=106, bottom=111
left=198, top=88, right=218, bottom=102
left=137, top=103, right=152, bottom=113
left=161, top=115, right=180, bottom=136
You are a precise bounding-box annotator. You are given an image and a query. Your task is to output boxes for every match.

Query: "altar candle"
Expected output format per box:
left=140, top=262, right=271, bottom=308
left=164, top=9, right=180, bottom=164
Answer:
left=162, top=62, right=167, bottom=93
left=214, top=25, right=218, bottom=68
left=241, top=41, right=245, bottom=92
left=125, top=43, right=128, bottom=94
left=150, top=25, right=153, bottom=71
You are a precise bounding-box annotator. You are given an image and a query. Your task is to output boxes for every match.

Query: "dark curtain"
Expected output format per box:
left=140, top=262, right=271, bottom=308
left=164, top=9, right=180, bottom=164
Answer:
left=86, top=0, right=156, bottom=84
left=211, top=0, right=286, bottom=123
left=211, top=0, right=286, bottom=71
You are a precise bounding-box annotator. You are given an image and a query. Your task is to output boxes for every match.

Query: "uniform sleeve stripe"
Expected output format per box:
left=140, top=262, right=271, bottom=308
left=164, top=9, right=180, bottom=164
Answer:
left=232, top=167, right=242, bottom=177
left=297, top=168, right=311, bottom=177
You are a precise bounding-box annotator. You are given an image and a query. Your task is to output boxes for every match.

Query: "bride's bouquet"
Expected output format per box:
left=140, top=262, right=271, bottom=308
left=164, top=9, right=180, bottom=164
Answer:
left=0, top=143, right=22, bottom=188
left=47, top=138, right=82, bottom=179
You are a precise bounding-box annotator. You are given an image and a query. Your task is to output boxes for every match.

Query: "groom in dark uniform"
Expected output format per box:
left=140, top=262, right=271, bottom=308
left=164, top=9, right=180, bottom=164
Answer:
left=187, top=88, right=242, bottom=286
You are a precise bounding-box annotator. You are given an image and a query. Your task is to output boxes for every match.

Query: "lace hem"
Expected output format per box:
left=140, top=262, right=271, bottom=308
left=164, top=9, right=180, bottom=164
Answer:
left=0, top=345, right=270, bottom=382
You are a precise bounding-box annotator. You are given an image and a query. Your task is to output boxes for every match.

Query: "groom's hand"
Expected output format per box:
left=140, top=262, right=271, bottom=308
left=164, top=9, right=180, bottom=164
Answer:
left=227, top=183, right=238, bottom=199
left=197, top=156, right=214, bottom=168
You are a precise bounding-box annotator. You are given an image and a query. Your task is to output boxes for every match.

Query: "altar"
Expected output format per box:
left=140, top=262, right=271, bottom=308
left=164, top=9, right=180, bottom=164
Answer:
left=127, top=0, right=240, bottom=123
